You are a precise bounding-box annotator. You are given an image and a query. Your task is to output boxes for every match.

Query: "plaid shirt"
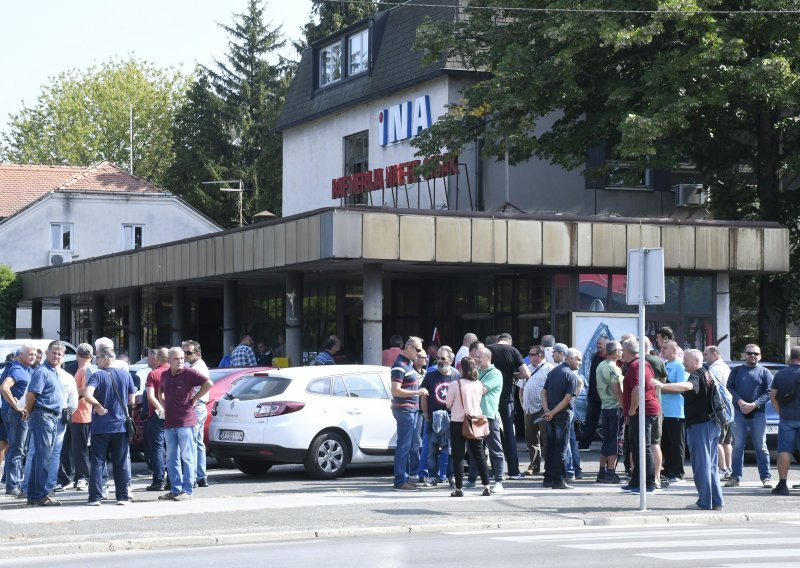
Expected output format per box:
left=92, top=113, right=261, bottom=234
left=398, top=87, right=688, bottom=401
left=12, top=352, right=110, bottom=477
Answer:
left=230, top=344, right=257, bottom=367
left=522, top=361, right=554, bottom=413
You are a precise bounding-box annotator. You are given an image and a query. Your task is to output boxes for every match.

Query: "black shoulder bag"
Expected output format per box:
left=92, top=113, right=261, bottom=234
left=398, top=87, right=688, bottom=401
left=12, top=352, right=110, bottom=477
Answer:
left=109, top=368, right=137, bottom=439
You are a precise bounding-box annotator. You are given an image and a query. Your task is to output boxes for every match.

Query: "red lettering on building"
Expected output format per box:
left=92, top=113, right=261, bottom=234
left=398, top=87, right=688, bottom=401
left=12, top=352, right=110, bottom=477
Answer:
left=331, top=155, right=458, bottom=198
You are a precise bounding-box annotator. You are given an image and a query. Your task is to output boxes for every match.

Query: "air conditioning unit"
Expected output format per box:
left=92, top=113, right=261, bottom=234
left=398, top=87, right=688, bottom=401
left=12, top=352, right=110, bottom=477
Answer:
left=48, top=252, right=72, bottom=266
left=673, top=184, right=708, bottom=207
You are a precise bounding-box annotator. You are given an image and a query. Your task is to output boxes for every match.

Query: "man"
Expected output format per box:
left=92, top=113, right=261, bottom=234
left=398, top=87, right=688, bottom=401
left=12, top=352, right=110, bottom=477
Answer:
left=390, top=337, right=428, bottom=491
left=145, top=348, right=170, bottom=491
left=473, top=346, right=506, bottom=493
left=273, top=334, right=286, bottom=358
left=552, top=343, right=582, bottom=480
left=420, top=346, right=459, bottom=485
left=230, top=335, right=257, bottom=367
left=541, top=335, right=556, bottom=364
left=454, top=333, right=477, bottom=371
left=311, top=335, right=341, bottom=366
left=1, top=344, right=36, bottom=497
left=661, top=340, right=688, bottom=483
left=95, top=337, right=129, bottom=371
left=486, top=333, right=530, bottom=480
left=769, top=346, right=800, bottom=496
left=643, top=337, right=668, bottom=488
left=382, top=334, right=404, bottom=367
left=704, top=345, right=733, bottom=479
left=725, top=343, right=773, bottom=488
left=522, top=345, right=554, bottom=476
left=255, top=340, right=273, bottom=367
left=410, top=351, right=429, bottom=481
left=182, top=340, right=210, bottom=488
left=620, top=338, right=660, bottom=494
left=83, top=348, right=136, bottom=506
left=23, top=341, right=65, bottom=506
left=541, top=347, right=581, bottom=490
left=595, top=340, right=624, bottom=483
left=579, top=336, right=607, bottom=449
left=158, top=347, right=212, bottom=501
left=70, top=343, right=94, bottom=491
left=655, top=349, right=724, bottom=510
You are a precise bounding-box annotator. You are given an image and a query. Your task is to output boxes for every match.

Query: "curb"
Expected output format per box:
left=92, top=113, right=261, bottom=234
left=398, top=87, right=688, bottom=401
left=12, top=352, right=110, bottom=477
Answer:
left=4, top=511, right=800, bottom=560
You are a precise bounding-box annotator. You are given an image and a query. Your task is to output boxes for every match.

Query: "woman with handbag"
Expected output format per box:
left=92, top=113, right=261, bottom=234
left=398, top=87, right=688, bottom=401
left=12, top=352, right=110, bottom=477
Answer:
left=446, top=356, right=492, bottom=497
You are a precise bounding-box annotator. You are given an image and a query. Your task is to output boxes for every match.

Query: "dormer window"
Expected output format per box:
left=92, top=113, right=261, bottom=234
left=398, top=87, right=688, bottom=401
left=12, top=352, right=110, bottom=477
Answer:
left=319, top=41, right=342, bottom=87
left=317, top=27, right=369, bottom=89
left=348, top=29, right=369, bottom=76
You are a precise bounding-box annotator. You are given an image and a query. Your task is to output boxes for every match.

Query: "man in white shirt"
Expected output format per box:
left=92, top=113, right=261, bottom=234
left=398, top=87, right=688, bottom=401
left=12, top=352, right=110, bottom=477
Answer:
left=521, top=345, right=554, bottom=476
left=183, top=340, right=210, bottom=488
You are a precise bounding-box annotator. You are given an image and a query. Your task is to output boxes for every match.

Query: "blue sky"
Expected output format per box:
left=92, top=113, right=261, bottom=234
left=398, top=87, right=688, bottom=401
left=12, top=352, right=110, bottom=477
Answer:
left=0, top=0, right=313, bottom=136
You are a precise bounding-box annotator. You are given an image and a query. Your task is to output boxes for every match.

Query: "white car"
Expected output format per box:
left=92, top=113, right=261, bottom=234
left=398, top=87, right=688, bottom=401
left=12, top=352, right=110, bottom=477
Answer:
left=209, top=365, right=397, bottom=479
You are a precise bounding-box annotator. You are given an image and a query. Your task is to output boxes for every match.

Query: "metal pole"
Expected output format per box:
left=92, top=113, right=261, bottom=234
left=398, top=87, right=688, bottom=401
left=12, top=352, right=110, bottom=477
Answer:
left=129, top=105, right=134, bottom=174
left=638, top=247, right=647, bottom=511
left=238, top=180, right=243, bottom=227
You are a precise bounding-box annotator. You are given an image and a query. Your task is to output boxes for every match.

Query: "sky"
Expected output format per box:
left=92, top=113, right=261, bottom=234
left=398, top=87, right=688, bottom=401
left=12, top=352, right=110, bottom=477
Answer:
left=0, top=0, right=314, bottom=136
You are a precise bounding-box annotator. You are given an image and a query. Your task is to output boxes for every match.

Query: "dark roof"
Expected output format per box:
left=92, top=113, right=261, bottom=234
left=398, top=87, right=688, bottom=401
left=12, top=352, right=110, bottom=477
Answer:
left=276, top=0, right=468, bottom=131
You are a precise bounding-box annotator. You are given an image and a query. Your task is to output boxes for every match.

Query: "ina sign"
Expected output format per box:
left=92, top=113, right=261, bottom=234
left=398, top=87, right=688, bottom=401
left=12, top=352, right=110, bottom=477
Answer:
left=378, top=95, right=432, bottom=146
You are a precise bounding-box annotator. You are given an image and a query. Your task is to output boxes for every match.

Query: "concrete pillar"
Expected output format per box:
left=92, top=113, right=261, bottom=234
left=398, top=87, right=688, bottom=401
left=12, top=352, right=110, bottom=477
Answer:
left=285, top=272, right=304, bottom=367
left=171, top=287, right=186, bottom=347
left=362, top=264, right=383, bottom=366
left=91, top=295, right=104, bottom=343
left=223, top=280, right=238, bottom=357
left=31, top=300, right=43, bottom=339
left=716, top=273, right=731, bottom=361
left=129, top=289, right=142, bottom=360
left=59, top=297, right=71, bottom=343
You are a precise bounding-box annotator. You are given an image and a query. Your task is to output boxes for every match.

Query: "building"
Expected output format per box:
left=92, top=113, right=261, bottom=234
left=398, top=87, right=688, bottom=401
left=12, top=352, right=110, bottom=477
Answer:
left=12, top=1, right=791, bottom=366
left=0, top=161, right=220, bottom=339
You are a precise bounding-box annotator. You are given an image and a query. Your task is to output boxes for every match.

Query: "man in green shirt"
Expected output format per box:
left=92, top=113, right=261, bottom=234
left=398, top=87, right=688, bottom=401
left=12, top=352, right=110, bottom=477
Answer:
left=595, top=340, right=624, bottom=483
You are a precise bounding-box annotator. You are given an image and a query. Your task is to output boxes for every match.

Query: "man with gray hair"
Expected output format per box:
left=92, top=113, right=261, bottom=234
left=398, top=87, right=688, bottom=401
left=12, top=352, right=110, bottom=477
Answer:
left=541, top=347, right=582, bottom=489
left=1, top=343, right=36, bottom=497
left=704, top=345, right=733, bottom=479
left=182, top=340, right=210, bottom=488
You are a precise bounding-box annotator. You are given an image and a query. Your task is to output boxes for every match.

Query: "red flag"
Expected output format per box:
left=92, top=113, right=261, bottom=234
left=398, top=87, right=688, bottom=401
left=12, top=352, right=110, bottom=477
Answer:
left=432, top=326, right=442, bottom=345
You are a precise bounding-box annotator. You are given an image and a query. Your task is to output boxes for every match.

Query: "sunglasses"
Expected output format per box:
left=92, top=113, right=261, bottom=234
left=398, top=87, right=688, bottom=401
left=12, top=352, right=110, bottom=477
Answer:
left=436, top=357, right=449, bottom=362
left=745, top=352, right=761, bottom=356
left=184, top=350, right=196, bottom=355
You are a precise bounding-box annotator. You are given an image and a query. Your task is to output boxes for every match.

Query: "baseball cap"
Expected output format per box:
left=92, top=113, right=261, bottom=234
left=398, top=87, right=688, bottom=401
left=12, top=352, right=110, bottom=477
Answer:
left=553, top=343, right=568, bottom=354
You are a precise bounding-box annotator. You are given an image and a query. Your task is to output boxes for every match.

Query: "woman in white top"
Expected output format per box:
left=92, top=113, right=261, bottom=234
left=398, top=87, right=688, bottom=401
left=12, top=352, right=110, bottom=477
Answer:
left=446, top=356, right=492, bottom=497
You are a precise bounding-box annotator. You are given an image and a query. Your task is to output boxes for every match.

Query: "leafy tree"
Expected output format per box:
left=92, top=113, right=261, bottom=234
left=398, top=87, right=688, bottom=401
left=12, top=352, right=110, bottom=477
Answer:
left=0, top=265, right=21, bottom=339
left=413, top=1, right=800, bottom=358
left=298, top=0, right=383, bottom=50
left=0, top=58, right=185, bottom=187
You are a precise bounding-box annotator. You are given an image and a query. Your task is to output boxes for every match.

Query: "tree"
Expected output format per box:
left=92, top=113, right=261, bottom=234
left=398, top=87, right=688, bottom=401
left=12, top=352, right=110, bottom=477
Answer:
left=0, top=58, right=185, bottom=187
left=298, top=0, right=383, bottom=50
left=0, top=265, right=21, bottom=339
left=413, top=1, right=800, bottom=358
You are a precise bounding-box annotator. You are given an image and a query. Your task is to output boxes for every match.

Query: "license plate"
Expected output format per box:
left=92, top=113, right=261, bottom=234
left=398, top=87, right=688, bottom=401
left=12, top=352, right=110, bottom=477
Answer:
left=218, top=430, right=244, bottom=441
left=766, top=425, right=778, bottom=434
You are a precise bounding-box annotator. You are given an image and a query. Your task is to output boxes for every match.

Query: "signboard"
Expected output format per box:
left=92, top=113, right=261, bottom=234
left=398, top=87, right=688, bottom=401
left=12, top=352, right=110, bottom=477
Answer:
left=626, top=248, right=666, bottom=305
left=331, top=155, right=458, bottom=199
left=378, top=95, right=431, bottom=146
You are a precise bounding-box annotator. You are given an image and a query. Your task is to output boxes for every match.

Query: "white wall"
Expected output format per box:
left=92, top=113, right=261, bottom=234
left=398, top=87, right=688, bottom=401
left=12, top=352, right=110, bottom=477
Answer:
left=0, top=192, right=220, bottom=272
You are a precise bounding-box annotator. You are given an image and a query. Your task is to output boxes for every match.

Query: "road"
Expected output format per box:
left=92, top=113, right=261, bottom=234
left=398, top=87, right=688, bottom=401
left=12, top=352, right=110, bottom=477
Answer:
left=6, top=521, right=800, bottom=568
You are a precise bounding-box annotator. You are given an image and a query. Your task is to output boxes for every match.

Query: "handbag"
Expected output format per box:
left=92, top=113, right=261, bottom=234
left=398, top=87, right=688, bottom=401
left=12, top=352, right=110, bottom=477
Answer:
left=110, top=368, right=137, bottom=439
left=458, top=380, right=489, bottom=440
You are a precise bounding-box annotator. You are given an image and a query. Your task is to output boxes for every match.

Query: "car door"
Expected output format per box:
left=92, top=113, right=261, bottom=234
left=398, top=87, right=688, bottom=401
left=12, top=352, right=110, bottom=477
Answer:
left=334, top=372, right=396, bottom=451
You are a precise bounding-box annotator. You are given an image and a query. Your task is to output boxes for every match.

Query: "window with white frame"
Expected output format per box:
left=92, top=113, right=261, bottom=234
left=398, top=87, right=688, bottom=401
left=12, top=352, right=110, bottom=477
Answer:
left=123, top=224, right=144, bottom=250
left=50, top=222, right=73, bottom=251
left=319, top=40, right=342, bottom=87
left=348, top=29, right=369, bottom=76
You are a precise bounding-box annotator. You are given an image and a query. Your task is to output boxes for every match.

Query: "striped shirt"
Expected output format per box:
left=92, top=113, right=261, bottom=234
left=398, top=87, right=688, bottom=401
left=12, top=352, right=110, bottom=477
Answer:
left=523, top=361, right=554, bottom=413
left=390, top=354, right=422, bottom=412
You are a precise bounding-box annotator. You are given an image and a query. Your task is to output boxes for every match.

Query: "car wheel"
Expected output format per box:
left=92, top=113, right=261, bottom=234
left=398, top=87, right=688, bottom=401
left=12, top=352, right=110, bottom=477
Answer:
left=234, top=459, right=273, bottom=476
left=304, top=431, right=349, bottom=480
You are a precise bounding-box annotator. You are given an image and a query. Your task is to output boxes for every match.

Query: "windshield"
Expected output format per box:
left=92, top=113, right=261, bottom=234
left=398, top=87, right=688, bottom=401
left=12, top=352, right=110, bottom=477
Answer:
left=225, top=375, right=291, bottom=401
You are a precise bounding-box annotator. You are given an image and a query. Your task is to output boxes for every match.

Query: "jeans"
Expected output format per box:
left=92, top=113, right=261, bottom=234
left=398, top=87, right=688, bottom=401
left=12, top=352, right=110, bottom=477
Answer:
left=27, top=410, right=57, bottom=502
left=2, top=407, right=28, bottom=493
left=193, top=404, right=208, bottom=482
left=89, top=432, right=131, bottom=502
left=165, top=426, right=196, bottom=495
left=419, top=423, right=430, bottom=479
left=450, top=421, right=490, bottom=489
left=524, top=410, right=547, bottom=471
left=469, top=417, right=505, bottom=483
left=147, top=414, right=166, bottom=484
left=687, top=421, right=724, bottom=509
left=425, top=420, right=450, bottom=479
left=629, top=414, right=656, bottom=489
left=392, top=409, right=417, bottom=487
left=45, top=417, right=67, bottom=493
left=565, top=414, right=582, bottom=476
left=731, top=410, right=771, bottom=481
left=70, top=422, right=90, bottom=483
left=661, top=417, right=686, bottom=479
left=545, top=412, right=572, bottom=485
left=409, top=411, right=423, bottom=479
left=498, top=400, right=520, bottom=476
left=581, top=397, right=602, bottom=446
left=58, top=422, right=73, bottom=486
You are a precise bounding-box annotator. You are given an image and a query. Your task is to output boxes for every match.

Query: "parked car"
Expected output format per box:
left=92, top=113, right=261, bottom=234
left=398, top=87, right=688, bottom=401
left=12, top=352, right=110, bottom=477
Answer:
left=0, top=339, right=78, bottom=374
left=209, top=365, right=395, bottom=479
left=726, top=360, right=786, bottom=450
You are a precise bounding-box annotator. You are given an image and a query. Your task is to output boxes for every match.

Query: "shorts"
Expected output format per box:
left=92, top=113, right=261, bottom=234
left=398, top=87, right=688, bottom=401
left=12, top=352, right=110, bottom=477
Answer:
left=651, top=413, right=663, bottom=445
left=719, top=422, right=733, bottom=445
left=600, top=409, right=621, bottom=456
left=777, top=419, right=800, bottom=454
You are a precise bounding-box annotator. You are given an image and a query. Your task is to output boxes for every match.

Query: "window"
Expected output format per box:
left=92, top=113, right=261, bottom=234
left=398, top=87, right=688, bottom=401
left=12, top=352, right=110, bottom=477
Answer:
left=344, top=131, right=369, bottom=204
left=341, top=374, right=387, bottom=399
left=319, top=40, right=342, bottom=86
left=123, top=224, right=144, bottom=250
left=50, top=223, right=73, bottom=251
left=307, top=378, right=332, bottom=396
left=348, top=29, right=368, bottom=76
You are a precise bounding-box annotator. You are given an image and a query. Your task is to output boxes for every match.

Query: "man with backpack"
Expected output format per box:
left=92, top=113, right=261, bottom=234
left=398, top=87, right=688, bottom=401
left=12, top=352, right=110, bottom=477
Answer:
left=769, top=346, right=800, bottom=496
left=654, top=349, right=725, bottom=510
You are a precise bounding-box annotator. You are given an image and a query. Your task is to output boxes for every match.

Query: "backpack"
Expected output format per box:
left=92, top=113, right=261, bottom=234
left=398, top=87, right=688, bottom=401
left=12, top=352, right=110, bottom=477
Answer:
left=707, top=369, right=734, bottom=426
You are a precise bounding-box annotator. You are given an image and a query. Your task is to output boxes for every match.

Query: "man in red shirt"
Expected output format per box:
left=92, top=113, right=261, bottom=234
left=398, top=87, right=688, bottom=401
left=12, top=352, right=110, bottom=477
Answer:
left=144, top=348, right=169, bottom=491
left=621, top=338, right=660, bottom=494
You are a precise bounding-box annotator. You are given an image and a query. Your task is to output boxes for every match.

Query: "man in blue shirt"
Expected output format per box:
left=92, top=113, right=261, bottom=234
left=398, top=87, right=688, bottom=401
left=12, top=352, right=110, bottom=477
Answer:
left=0, top=345, right=36, bottom=497
left=661, top=340, right=688, bottom=483
left=726, top=343, right=773, bottom=488
left=23, top=341, right=65, bottom=506
left=541, top=347, right=581, bottom=490
left=769, top=346, right=800, bottom=496
left=230, top=335, right=257, bottom=367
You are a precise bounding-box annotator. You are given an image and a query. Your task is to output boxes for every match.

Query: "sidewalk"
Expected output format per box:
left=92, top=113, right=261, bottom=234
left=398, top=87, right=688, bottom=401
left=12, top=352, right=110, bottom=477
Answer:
left=1, top=445, right=799, bottom=560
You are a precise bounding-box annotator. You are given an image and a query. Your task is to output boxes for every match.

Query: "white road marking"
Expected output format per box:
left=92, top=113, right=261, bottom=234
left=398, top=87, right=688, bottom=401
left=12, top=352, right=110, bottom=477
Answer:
left=563, top=537, right=800, bottom=550
left=638, top=548, right=800, bottom=561
left=494, top=528, right=763, bottom=543
left=444, top=522, right=703, bottom=536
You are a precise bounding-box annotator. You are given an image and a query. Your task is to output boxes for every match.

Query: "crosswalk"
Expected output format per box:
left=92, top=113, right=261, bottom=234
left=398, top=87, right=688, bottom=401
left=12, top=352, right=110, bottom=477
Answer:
left=446, top=522, right=800, bottom=567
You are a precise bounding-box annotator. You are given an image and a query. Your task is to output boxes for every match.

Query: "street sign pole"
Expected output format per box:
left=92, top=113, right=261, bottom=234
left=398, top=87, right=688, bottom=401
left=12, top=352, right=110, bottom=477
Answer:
left=637, top=251, right=646, bottom=511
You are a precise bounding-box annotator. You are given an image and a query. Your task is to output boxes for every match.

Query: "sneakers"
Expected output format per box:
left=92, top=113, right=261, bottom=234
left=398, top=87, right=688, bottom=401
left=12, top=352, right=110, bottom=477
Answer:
left=145, top=483, right=165, bottom=492
left=173, top=492, right=192, bottom=501
left=158, top=492, right=179, bottom=501
left=685, top=503, right=707, bottom=510
left=720, top=469, right=732, bottom=481
left=74, top=479, right=88, bottom=491
left=620, top=485, right=635, bottom=492
left=481, top=486, right=492, bottom=496
left=667, top=477, right=684, bottom=484
left=552, top=482, right=574, bottom=490
left=393, top=483, right=419, bottom=492
left=52, top=485, right=64, bottom=493
left=116, top=498, right=133, bottom=505
left=762, top=479, right=773, bottom=489
left=463, top=480, right=477, bottom=489
left=507, top=473, right=525, bottom=481
left=5, top=488, right=22, bottom=498
left=102, top=486, right=109, bottom=500
left=574, top=471, right=583, bottom=480
left=596, top=471, right=607, bottom=483
left=491, top=482, right=504, bottom=494
left=450, top=489, right=464, bottom=497
left=605, top=472, right=622, bottom=484
left=86, top=500, right=101, bottom=506
left=629, top=486, right=655, bottom=494
left=724, top=477, right=740, bottom=487
left=448, top=477, right=455, bottom=488
left=524, top=467, right=540, bottom=476
left=565, top=473, right=575, bottom=481
left=36, top=497, right=61, bottom=506
left=772, top=483, right=790, bottom=496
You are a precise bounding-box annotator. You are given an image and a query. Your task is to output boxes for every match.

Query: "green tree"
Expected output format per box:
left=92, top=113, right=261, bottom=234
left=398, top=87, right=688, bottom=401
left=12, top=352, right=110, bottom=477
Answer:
left=298, top=0, right=383, bottom=50
left=0, top=58, right=185, bottom=187
left=0, top=265, right=21, bottom=339
left=413, top=1, right=800, bottom=358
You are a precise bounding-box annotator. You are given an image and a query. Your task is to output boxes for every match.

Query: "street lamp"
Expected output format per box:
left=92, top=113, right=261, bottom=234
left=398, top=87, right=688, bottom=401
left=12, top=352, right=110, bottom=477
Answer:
left=202, top=180, right=252, bottom=227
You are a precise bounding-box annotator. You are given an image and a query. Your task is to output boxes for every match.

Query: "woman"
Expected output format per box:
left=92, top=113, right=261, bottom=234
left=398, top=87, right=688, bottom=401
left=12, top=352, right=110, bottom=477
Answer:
left=446, top=356, right=492, bottom=497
